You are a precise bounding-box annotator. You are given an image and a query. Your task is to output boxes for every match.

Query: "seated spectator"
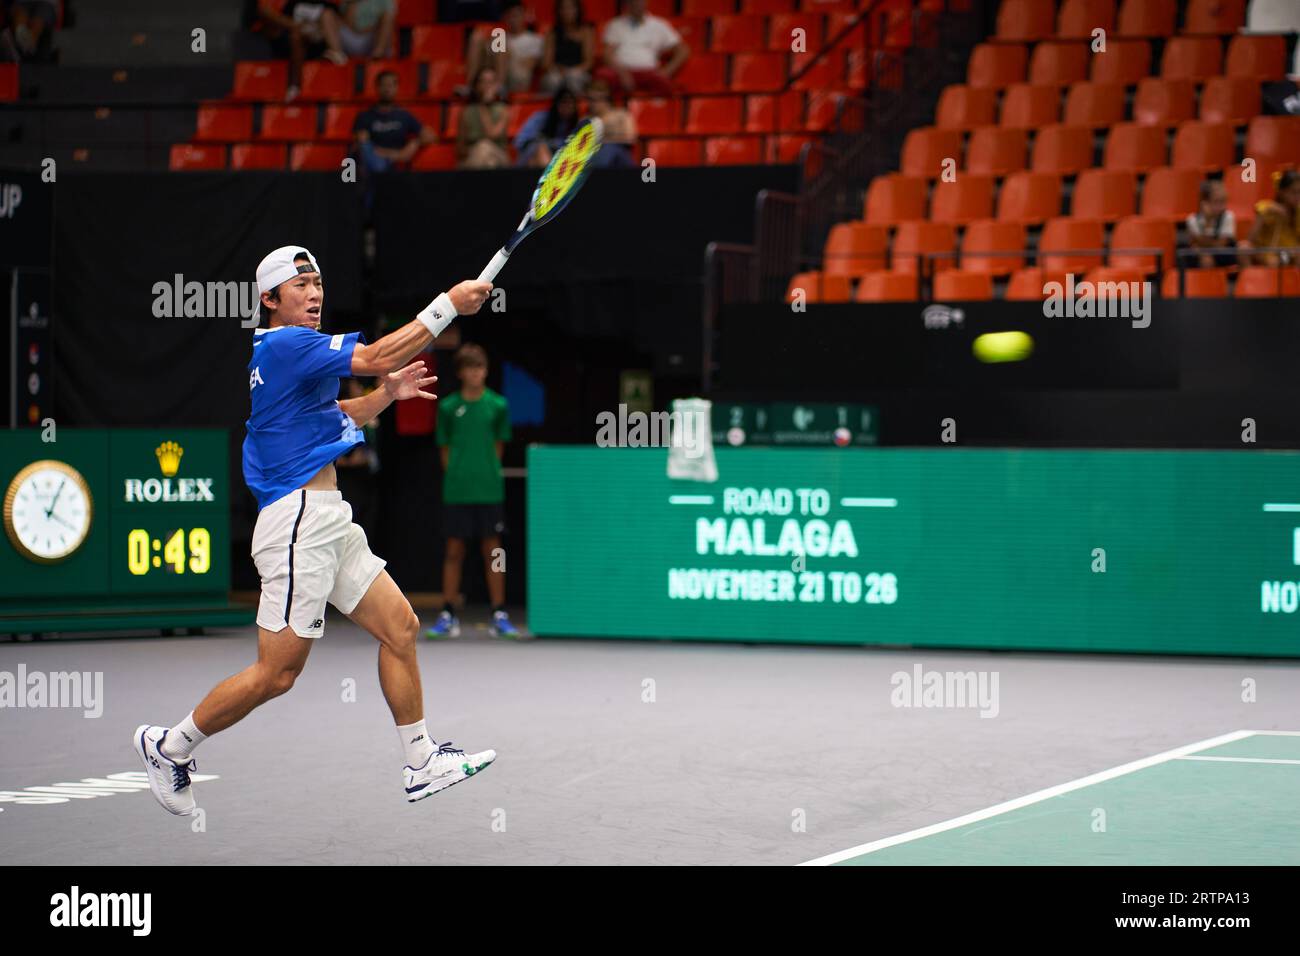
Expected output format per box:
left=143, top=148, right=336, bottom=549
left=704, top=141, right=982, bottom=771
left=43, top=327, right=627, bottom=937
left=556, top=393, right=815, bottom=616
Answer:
left=596, top=0, right=688, bottom=96
left=1182, top=179, right=1237, bottom=268
left=458, top=68, right=511, bottom=168
left=586, top=79, right=636, bottom=168
left=540, top=0, right=594, bottom=95
left=514, top=88, right=580, bottom=168
left=258, top=1, right=350, bottom=102
left=465, top=2, right=544, bottom=95
left=2, top=0, right=59, bottom=62
left=1244, top=169, right=1300, bottom=266
left=353, top=70, right=436, bottom=173
left=338, top=0, right=396, bottom=59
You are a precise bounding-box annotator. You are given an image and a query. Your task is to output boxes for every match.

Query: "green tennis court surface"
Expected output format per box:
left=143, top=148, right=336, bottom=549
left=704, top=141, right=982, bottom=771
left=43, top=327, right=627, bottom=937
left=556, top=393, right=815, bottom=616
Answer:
left=806, top=731, right=1300, bottom=866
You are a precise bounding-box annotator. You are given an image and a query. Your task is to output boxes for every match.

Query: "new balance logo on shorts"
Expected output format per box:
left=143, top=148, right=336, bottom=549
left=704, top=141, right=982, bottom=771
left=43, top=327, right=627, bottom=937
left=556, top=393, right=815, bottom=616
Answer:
left=308, top=619, right=323, bottom=630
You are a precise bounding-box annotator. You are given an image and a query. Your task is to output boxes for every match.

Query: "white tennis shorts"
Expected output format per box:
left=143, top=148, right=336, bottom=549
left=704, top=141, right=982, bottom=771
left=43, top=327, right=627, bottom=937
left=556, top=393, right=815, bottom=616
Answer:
left=251, top=489, right=386, bottom=639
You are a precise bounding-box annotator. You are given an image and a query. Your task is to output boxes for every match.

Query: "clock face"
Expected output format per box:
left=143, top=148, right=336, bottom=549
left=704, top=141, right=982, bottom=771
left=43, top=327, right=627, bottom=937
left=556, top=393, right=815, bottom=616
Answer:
left=4, top=460, right=94, bottom=563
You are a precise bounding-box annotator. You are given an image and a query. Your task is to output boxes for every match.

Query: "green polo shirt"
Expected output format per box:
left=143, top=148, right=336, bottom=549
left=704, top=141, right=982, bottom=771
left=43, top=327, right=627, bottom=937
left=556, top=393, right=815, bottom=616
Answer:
left=437, top=388, right=511, bottom=504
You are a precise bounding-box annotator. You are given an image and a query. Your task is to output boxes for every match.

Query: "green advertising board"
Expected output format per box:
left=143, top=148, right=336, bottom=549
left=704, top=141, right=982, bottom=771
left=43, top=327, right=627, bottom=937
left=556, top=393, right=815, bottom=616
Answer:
left=527, top=446, right=1300, bottom=656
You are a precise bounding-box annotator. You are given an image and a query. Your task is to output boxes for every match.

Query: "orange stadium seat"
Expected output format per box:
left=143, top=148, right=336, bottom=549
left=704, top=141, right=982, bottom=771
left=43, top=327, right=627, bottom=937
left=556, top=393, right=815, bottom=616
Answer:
left=823, top=222, right=889, bottom=276
left=647, top=137, right=705, bottom=166
left=683, top=0, right=737, bottom=15
left=930, top=175, right=996, bottom=224
left=1224, top=166, right=1282, bottom=223
left=169, top=144, right=226, bottom=171
left=1006, top=267, right=1070, bottom=299
left=730, top=52, right=787, bottom=92
left=1028, top=42, right=1090, bottom=86
left=230, top=143, right=286, bottom=170
left=411, top=24, right=466, bottom=61
left=1057, top=0, right=1116, bottom=40
left=194, top=105, right=252, bottom=142
left=1073, top=169, right=1138, bottom=220
left=805, top=92, right=844, bottom=132
left=706, top=136, right=763, bottom=163
left=441, top=104, right=462, bottom=139
left=1039, top=217, right=1106, bottom=272
left=996, top=0, right=1056, bottom=41
left=299, top=62, right=354, bottom=100
left=1063, top=82, right=1126, bottom=127
left=791, top=51, right=843, bottom=90
left=426, top=62, right=466, bottom=99
left=1084, top=266, right=1146, bottom=289
left=892, top=221, right=957, bottom=274
left=1133, top=78, right=1196, bottom=127
left=1140, top=166, right=1202, bottom=220
left=745, top=91, right=804, bottom=131
left=675, top=54, right=730, bottom=93
left=966, top=127, right=1028, bottom=175
left=711, top=15, right=766, bottom=53
left=996, top=170, right=1063, bottom=223
left=864, top=173, right=929, bottom=224
left=936, top=84, right=999, bottom=130
left=411, top=144, right=458, bottom=171
left=768, top=13, right=823, bottom=51
left=258, top=106, right=317, bottom=141
left=231, top=61, right=287, bottom=101
left=744, top=0, right=796, bottom=12
left=629, top=98, right=681, bottom=136
left=967, top=43, right=1028, bottom=88
left=1199, top=76, right=1262, bottom=125
left=1103, top=123, right=1167, bottom=172
left=1089, top=38, right=1152, bottom=84
left=771, top=133, right=814, bottom=162
left=999, top=83, right=1060, bottom=128
left=854, top=270, right=918, bottom=301
left=1031, top=124, right=1095, bottom=174
left=289, top=143, right=348, bottom=171
left=933, top=270, right=994, bottom=299
left=686, top=96, right=744, bottom=134
left=1116, top=0, right=1175, bottom=37
left=900, top=126, right=964, bottom=177
left=362, top=61, right=418, bottom=99
left=321, top=104, right=362, bottom=142
left=1109, top=215, right=1176, bottom=271
left=1162, top=268, right=1229, bottom=297
left=1225, top=34, right=1288, bottom=81
left=787, top=271, right=852, bottom=302
left=1245, top=117, right=1300, bottom=167
left=507, top=101, right=546, bottom=138
left=1235, top=267, right=1300, bottom=297
left=961, top=219, right=1027, bottom=273
left=1171, top=121, right=1235, bottom=171
left=1183, top=0, right=1245, bottom=35
left=1160, top=36, right=1222, bottom=80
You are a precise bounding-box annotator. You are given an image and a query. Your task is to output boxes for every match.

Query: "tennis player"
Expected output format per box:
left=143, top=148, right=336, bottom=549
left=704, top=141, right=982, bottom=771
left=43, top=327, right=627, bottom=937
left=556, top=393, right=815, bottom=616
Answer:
left=134, top=245, right=495, bottom=814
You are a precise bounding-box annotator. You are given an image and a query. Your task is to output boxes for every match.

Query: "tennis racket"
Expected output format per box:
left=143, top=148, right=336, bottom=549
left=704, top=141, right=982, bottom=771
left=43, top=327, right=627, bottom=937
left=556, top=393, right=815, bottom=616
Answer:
left=477, top=116, right=604, bottom=283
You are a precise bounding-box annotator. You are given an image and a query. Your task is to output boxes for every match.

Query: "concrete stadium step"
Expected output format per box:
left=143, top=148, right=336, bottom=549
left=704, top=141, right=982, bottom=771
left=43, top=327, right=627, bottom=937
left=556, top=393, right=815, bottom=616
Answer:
left=57, top=28, right=237, bottom=67
left=71, top=0, right=244, bottom=32
left=16, top=65, right=233, bottom=104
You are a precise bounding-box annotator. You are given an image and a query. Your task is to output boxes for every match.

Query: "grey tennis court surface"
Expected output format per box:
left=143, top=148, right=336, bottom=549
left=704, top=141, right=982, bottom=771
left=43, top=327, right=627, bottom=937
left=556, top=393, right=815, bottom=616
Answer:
left=2, top=617, right=1298, bottom=865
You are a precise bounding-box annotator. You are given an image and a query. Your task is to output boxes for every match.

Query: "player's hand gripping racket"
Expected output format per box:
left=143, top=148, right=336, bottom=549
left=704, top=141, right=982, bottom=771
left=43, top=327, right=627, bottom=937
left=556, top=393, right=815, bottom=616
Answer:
left=477, top=117, right=604, bottom=283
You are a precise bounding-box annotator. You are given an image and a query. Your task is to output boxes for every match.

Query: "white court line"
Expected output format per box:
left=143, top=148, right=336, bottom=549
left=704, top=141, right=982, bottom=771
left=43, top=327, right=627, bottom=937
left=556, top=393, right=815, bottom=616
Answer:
left=1262, top=504, right=1300, bottom=512
left=799, top=729, right=1257, bottom=866
left=840, top=498, right=897, bottom=508
left=668, top=495, right=714, bottom=505
left=1177, top=756, right=1300, bottom=765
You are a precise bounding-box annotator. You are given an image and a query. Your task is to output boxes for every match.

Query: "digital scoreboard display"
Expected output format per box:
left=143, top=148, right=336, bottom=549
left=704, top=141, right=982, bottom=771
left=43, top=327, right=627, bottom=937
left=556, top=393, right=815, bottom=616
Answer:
left=527, top=446, right=1300, bottom=657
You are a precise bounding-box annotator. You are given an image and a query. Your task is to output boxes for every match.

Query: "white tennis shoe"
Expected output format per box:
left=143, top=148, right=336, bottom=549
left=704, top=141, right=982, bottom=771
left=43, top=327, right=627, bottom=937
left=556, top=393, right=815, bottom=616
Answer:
left=404, top=741, right=496, bottom=803
left=133, top=725, right=198, bottom=816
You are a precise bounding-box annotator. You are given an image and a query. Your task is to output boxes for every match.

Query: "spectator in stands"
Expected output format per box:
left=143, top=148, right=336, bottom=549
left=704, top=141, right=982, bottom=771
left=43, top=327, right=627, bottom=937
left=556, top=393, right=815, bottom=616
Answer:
left=1244, top=169, right=1300, bottom=266
left=597, top=0, right=688, bottom=96
left=458, top=68, right=511, bottom=168
left=1182, top=179, right=1237, bottom=269
left=338, top=0, right=396, bottom=59
left=540, top=0, right=594, bottom=95
left=259, top=1, right=351, bottom=102
left=2, top=0, right=59, bottom=62
left=586, top=79, right=636, bottom=168
left=353, top=70, right=437, bottom=174
left=514, top=88, right=580, bottom=168
left=465, top=1, right=544, bottom=95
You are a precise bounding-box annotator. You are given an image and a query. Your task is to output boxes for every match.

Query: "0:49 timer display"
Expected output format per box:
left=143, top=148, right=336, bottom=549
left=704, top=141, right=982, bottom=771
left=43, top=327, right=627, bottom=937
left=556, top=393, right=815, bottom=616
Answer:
left=126, top=527, right=211, bottom=575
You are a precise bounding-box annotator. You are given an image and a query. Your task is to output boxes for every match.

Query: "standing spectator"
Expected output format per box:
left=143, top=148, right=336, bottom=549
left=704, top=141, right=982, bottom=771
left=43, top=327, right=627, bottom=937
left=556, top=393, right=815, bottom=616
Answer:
left=597, top=0, right=688, bottom=95
left=513, top=88, right=580, bottom=167
left=353, top=69, right=437, bottom=173
left=540, top=0, right=594, bottom=94
left=338, top=0, right=396, bottom=59
left=335, top=378, right=381, bottom=537
left=1244, top=169, right=1300, bottom=265
left=465, top=1, right=544, bottom=94
left=458, top=67, right=511, bottom=168
left=586, top=78, right=636, bottom=168
left=1182, top=179, right=1237, bottom=268
left=258, top=1, right=350, bottom=102
left=427, top=344, right=520, bottom=640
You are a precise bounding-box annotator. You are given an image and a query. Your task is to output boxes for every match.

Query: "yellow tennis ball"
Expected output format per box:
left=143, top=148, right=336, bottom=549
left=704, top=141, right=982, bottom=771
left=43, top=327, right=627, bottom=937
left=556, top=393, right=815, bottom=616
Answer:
left=972, top=331, right=1034, bottom=363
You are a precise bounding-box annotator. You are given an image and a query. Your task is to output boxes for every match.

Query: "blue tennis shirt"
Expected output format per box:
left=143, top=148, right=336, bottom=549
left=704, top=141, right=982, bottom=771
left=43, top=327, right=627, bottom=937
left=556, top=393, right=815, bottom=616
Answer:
left=243, top=324, right=368, bottom=511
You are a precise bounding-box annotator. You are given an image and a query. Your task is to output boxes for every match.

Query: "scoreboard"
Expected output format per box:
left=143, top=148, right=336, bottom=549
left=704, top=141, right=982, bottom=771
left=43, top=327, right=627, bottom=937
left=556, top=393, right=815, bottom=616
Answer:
left=0, top=429, right=253, bottom=634
left=527, top=446, right=1300, bottom=657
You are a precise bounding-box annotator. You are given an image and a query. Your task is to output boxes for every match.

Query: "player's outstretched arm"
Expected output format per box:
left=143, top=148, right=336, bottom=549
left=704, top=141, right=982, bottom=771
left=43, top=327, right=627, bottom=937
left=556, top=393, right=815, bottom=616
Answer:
left=351, top=280, right=490, bottom=376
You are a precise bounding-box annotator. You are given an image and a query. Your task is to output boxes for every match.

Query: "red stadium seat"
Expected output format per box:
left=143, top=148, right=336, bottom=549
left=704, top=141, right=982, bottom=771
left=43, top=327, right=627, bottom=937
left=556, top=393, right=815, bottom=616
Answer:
left=629, top=98, right=681, bottom=136
left=194, top=104, right=252, bottom=142
left=892, top=221, right=957, bottom=274
left=706, top=135, right=763, bottom=163
left=507, top=101, right=546, bottom=138
left=1160, top=36, right=1222, bottom=80
left=411, top=144, right=459, bottom=171
left=745, top=91, right=804, bottom=132
left=935, top=84, right=999, bottom=130
left=1161, top=268, right=1229, bottom=297
left=442, top=104, right=462, bottom=139
left=791, top=51, right=843, bottom=90
left=1109, top=215, right=1176, bottom=271
left=1072, top=169, right=1137, bottom=220
left=999, top=83, right=1060, bottom=128
left=1039, top=217, right=1106, bottom=272
left=362, top=61, right=419, bottom=99
left=1140, top=166, right=1202, bottom=220
left=1031, top=124, right=1094, bottom=174
left=823, top=222, right=889, bottom=276
left=0, top=63, right=14, bottom=102
left=290, top=143, right=348, bottom=171
left=299, top=62, right=355, bottom=101
left=426, top=62, right=467, bottom=99
left=768, top=13, right=823, bottom=52
left=1224, top=164, right=1283, bottom=223
left=1171, top=121, right=1235, bottom=171
left=711, top=15, right=766, bottom=53
left=1103, top=123, right=1167, bottom=172
left=1006, top=267, right=1071, bottom=299
left=258, top=105, right=317, bottom=141
left=1116, top=0, right=1174, bottom=37
left=1133, top=78, right=1196, bottom=127
left=1199, top=76, right=1262, bottom=125
left=864, top=173, right=928, bottom=224
left=1063, top=82, right=1126, bottom=128
left=805, top=91, right=845, bottom=132
left=1088, top=38, right=1152, bottom=84
left=395, top=0, right=435, bottom=27
left=231, top=61, right=287, bottom=101
left=967, top=43, right=1028, bottom=88
left=321, top=104, right=362, bottom=142
left=1028, top=42, right=1090, bottom=86
left=169, top=144, right=226, bottom=171
left=401, top=103, right=441, bottom=134
left=854, top=270, right=918, bottom=301
left=1245, top=116, right=1300, bottom=167
left=966, top=127, right=1028, bottom=175
left=683, top=0, right=737, bottom=15
left=1057, top=0, right=1116, bottom=40
left=411, top=25, right=467, bottom=61
left=1084, top=266, right=1146, bottom=289
left=996, top=0, right=1056, bottom=41
left=996, top=170, right=1063, bottom=223
left=646, top=0, right=675, bottom=15
left=961, top=219, right=1027, bottom=274
left=933, top=270, right=994, bottom=299
left=670, top=17, right=710, bottom=51
left=930, top=175, right=996, bottom=224
left=1183, top=0, right=1245, bottom=34
left=729, top=53, right=787, bottom=92
left=900, top=126, right=964, bottom=177
left=787, top=271, right=852, bottom=303
left=674, top=54, right=729, bottom=93
left=743, top=0, right=796, bottom=12
left=770, top=133, right=815, bottom=162
left=1235, top=267, right=1300, bottom=297
left=647, top=137, right=705, bottom=166
left=1225, top=34, right=1288, bottom=81
left=230, top=143, right=286, bottom=170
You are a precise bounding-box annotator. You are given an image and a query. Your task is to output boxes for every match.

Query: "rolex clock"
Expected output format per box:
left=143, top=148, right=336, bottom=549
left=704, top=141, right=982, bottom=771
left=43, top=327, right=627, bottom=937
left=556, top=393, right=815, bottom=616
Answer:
left=4, top=459, right=94, bottom=563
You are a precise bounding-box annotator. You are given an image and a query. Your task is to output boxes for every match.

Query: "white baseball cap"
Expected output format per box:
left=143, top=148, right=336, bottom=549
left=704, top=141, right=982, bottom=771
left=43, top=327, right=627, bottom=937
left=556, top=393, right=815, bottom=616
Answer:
left=256, top=245, right=321, bottom=294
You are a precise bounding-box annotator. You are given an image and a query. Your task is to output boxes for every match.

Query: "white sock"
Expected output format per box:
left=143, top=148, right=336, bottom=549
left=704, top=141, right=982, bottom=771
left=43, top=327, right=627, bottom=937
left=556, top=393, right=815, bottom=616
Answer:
left=397, top=719, right=436, bottom=769
left=160, top=712, right=207, bottom=762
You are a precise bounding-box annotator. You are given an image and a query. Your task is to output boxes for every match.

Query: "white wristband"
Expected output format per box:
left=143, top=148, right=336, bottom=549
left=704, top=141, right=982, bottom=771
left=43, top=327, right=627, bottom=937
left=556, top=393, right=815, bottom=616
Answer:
left=417, top=292, right=457, bottom=337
